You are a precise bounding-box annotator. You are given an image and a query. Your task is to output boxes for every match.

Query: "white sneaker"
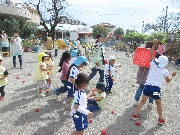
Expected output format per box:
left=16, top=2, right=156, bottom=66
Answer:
left=148, top=103, right=153, bottom=108
left=63, top=100, right=69, bottom=108
left=134, top=100, right=139, bottom=106
left=38, top=93, right=46, bottom=98
left=63, top=111, right=72, bottom=117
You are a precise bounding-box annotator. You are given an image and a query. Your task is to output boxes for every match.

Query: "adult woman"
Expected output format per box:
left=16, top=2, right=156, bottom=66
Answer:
left=10, top=30, right=23, bottom=69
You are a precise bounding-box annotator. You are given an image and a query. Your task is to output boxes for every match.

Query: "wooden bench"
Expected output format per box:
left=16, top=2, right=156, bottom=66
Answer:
left=0, top=52, right=11, bottom=57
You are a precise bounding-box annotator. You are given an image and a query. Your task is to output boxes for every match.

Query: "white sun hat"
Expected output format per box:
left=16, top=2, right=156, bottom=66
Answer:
left=156, top=55, right=168, bottom=67
left=109, top=56, right=116, bottom=60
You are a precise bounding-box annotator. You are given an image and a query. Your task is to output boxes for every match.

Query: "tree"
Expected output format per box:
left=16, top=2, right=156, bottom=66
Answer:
left=146, top=32, right=170, bottom=44
left=92, top=25, right=109, bottom=38
left=0, top=17, right=20, bottom=37
left=143, top=6, right=180, bottom=34
left=114, top=27, right=124, bottom=40
left=20, top=22, right=38, bottom=39
left=122, top=30, right=148, bottom=48
left=27, top=0, right=70, bottom=39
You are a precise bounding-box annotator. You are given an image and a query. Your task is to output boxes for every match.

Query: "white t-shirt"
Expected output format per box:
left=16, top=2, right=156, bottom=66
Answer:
left=69, top=57, right=77, bottom=66
left=105, top=63, right=115, bottom=75
left=71, top=89, right=88, bottom=115
left=145, top=61, right=169, bottom=88
left=68, top=65, right=79, bottom=82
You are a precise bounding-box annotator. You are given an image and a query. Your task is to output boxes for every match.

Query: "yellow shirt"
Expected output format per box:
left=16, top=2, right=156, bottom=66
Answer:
left=95, top=91, right=106, bottom=109
left=0, top=66, right=8, bottom=87
left=34, top=62, right=47, bottom=80
left=45, top=60, right=54, bottom=74
left=54, top=44, right=59, bottom=49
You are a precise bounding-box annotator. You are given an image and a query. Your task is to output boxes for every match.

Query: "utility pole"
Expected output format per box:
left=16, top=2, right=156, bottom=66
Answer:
left=163, top=6, right=168, bottom=33
left=142, top=21, right=144, bottom=33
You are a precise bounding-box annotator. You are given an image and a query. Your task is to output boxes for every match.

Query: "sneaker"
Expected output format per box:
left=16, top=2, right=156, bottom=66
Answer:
left=38, top=93, right=46, bottom=98
left=63, top=100, right=69, bottom=108
left=131, top=114, right=139, bottom=120
left=11, top=67, right=16, bottom=69
left=134, top=100, right=139, bottom=106
left=148, top=103, right=153, bottom=108
left=158, top=118, right=165, bottom=125
left=20, top=66, right=23, bottom=69
left=0, top=96, right=4, bottom=100
left=63, top=110, right=72, bottom=117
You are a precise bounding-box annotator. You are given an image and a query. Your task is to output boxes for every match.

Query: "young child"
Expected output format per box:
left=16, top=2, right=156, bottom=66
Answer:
left=71, top=73, right=93, bottom=135
left=0, top=55, right=9, bottom=100
left=69, top=50, right=77, bottom=66
left=87, top=82, right=106, bottom=112
left=63, top=56, right=88, bottom=117
left=105, top=56, right=121, bottom=93
left=131, top=39, right=176, bottom=125
left=35, top=52, right=52, bottom=98
left=45, top=53, right=54, bottom=89
left=134, top=42, right=154, bottom=107
left=54, top=51, right=71, bottom=95
left=54, top=42, right=59, bottom=56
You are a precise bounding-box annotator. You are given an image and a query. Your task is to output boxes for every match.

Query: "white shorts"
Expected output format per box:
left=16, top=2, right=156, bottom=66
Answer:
left=47, top=74, right=53, bottom=79
left=37, top=80, right=46, bottom=88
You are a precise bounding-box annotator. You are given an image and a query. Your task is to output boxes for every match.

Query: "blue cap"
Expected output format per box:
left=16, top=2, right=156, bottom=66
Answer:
left=74, top=56, right=88, bottom=66
left=71, top=50, right=78, bottom=57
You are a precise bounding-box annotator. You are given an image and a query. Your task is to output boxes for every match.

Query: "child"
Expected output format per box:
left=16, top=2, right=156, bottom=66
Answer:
left=54, top=42, right=59, bottom=56
left=54, top=51, right=71, bottom=95
left=63, top=56, right=88, bottom=117
left=131, top=39, right=176, bottom=125
left=0, top=55, right=9, bottom=100
left=89, top=33, right=113, bottom=83
left=69, top=50, right=77, bottom=66
left=134, top=42, right=154, bottom=107
left=45, top=53, right=54, bottom=89
left=87, top=82, right=106, bottom=112
left=71, top=73, right=93, bottom=135
left=105, top=56, right=121, bottom=93
left=35, top=52, right=52, bottom=98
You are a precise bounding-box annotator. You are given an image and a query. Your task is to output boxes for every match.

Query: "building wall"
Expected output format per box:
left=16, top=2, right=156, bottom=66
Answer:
left=0, top=4, right=40, bottom=24
left=70, top=31, right=78, bottom=40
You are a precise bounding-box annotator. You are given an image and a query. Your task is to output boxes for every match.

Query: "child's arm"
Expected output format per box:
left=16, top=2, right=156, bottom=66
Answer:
left=0, top=75, right=8, bottom=80
left=108, top=71, right=114, bottom=81
left=69, top=77, right=75, bottom=84
left=40, top=65, right=52, bottom=71
left=87, top=92, right=95, bottom=99
left=90, top=96, right=104, bottom=101
left=150, top=39, right=158, bottom=60
left=165, top=72, right=176, bottom=83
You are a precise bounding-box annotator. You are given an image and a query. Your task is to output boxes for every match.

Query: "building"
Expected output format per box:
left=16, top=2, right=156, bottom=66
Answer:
left=0, top=1, right=40, bottom=24
left=91, top=22, right=116, bottom=34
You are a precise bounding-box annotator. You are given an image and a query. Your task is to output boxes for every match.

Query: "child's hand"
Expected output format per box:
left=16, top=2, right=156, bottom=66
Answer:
left=117, top=64, right=122, bottom=67
left=111, top=77, right=115, bottom=81
left=88, top=112, right=93, bottom=118
left=172, top=72, right=176, bottom=77
left=109, top=33, right=113, bottom=38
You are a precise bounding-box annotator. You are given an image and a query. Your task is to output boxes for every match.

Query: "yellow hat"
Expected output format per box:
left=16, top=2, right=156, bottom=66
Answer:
left=38, top=52, right=48, bottom=62
left=54, top=42, right=59, bottom=45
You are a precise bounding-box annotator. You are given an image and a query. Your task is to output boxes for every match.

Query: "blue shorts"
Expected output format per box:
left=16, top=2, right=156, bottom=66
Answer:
left=143, top=85, right=161, bottom=100
left=73, top=111, right=88, bottom=131
left=67, top=82, right=74, bottom=98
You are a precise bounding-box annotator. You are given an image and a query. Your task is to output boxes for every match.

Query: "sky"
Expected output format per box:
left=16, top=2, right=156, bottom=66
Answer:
left=19, top=0, right=180, bottom=33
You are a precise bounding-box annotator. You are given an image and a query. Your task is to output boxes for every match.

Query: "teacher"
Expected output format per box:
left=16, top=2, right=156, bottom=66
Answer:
left=10, top=30, right=23, bottom=69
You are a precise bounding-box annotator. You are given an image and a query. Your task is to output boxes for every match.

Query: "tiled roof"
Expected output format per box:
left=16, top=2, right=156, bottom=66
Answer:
left=91, top=22, right=116, bottom=28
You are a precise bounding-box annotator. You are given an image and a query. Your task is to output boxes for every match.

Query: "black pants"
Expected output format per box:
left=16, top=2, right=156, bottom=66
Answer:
left=2, top=47, right=8, bottom=52
left=0, top=85, right=5, bottom=97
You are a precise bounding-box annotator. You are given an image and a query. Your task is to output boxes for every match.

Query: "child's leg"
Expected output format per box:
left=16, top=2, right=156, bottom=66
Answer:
left=133, top=94, right=149, bottom=115
left=87, top=99, right=97, bottom=105
left=134, top=84, right=144, bottom=101
left=0, top=85, right=5, bottom=97
left=105, top=75, right=111, bottom=91
left=155, top=99, right=163, bottom=119
left=99, top=69, right=104, bottom=83
left=38, top=80, right=45, bottom=94
left=71, top=130, right=84, bottom=135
